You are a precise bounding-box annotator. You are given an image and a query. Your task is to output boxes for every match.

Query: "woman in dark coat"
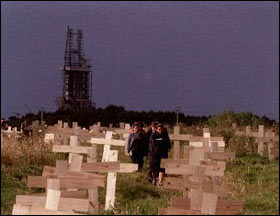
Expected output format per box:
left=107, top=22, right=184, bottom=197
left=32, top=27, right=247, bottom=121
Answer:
left=148, top=124, right=171, bottom=185
left=125, top=122, right=146, bottom=171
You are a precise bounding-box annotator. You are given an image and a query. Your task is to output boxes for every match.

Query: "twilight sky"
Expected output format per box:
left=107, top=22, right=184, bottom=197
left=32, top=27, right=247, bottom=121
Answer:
left=1, top=1, right=279, bottom=121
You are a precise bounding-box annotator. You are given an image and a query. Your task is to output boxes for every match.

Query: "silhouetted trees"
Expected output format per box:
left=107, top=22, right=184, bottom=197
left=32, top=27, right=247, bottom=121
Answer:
left=4, top=105, right=278, bottom=130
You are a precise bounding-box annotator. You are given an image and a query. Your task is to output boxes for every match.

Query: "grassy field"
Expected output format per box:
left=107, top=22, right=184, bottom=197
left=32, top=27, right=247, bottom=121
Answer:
left=1, top=136, right=279, bottom=215
left=224, top=155, right=279, bottom=215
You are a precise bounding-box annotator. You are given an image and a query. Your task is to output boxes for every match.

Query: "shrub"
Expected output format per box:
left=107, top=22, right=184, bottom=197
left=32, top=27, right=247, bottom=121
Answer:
left=1, top=136, right=59, bottom=168
left=228, top=135, right=258, bottom=157
left=211, top=128, right=235, bottom=147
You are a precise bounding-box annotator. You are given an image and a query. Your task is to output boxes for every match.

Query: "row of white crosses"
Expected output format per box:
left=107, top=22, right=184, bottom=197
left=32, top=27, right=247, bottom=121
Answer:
left=14, top=131, right=104, bottom=215
left=235, top=125, right=279, bottom=159
left=53, top=128, right=138, bottom=211
left=45, top=121, right=132, bottom=145
left=45, top=120, right=105, bottom=145
left=1, top=125, right=25, bottom=143
left=112, top=123, right=131, bottom=139
left=13, top=122, right=138, bottom=215
left=169, top=126, right=225, bottom=159
left=159, top=137, right=241, bottom=215
left=1, top=126, right=20, bottom=139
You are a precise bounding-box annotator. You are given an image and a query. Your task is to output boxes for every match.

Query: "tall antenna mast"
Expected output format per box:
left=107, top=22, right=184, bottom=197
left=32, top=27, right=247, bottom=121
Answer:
left=57, top=26, right=95, bottom=111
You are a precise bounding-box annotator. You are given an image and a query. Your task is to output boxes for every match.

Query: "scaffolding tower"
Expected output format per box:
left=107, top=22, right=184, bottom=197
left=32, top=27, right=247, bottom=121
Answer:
left=57, top=26, right=94, bottom=111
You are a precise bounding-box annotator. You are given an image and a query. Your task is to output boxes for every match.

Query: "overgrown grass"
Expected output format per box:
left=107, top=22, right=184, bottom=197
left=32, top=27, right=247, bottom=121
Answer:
left=1, top=135, right=66, bottom=215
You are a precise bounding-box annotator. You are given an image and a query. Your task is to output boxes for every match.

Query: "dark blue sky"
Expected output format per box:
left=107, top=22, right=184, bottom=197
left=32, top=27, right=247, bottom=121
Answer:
left=1, top=1, right=279, bottom=120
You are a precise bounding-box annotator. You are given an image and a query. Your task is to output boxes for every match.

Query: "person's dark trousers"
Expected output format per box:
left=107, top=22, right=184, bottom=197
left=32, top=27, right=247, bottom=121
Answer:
left=130, top=152, right=144, bottom=171
left=147, top=166, right=153, bottom=183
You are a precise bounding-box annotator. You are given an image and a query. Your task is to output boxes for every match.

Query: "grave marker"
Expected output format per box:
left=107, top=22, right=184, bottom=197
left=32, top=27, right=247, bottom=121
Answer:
left=105, top=150, right=118, bottom=210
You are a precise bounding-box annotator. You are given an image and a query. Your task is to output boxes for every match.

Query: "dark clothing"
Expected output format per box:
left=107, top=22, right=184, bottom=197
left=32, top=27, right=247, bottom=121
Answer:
left=145, top=128, right=153, bottom=156
left=148, top=131, right=171, bottom=174
left=130, top=153, right=144, bottom=170
left=146, top=128, right=171, bottom=181
left=126, top=131, right=146, bottom=170
left=145, top=127, right=171, bottom=157
left=145, top=128, right=153, bottom=182
left=127, top=131, right=145, bottom=154
left=162, top=129, right=171, bottom=158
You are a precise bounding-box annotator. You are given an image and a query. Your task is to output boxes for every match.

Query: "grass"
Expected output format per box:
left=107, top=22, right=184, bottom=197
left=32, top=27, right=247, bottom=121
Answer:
left=223, top=155, right=279, bottom=215
left=1, top=135, right=279, bottom=215
left=99, top=167, right=180, bottom=215
left=1, top=169, right=27, bottom=215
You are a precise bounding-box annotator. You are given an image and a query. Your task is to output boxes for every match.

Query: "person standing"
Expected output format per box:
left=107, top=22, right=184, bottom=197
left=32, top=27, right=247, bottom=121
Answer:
left=145, top=121, right=159, bottom=182
left=148, top=124, right=171, bottom=186
left=125, top=122, right=146, bottom=171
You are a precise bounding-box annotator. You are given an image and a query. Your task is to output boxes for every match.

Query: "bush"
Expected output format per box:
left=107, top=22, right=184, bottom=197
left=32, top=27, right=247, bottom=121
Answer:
left=211, top=128, right=235, bottom=147
left=228, top=135, right=258, bottom=157
left=1, top=136, right=62, bottom=168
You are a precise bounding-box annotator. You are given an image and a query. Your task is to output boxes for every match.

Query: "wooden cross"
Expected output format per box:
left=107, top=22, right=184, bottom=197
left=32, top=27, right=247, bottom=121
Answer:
left=159, top=195, right=243, bottom=215
left=88, top=133, right=139, bottom=210
left=168, top=126, right=225, bottom=159
left=235, top=125, right=279, bottom=157
left=159, top=143, right=242, bottom=215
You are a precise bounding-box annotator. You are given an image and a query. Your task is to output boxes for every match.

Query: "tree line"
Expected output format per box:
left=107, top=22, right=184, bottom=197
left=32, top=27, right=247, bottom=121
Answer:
left=4, top=105, right=278, bottom=130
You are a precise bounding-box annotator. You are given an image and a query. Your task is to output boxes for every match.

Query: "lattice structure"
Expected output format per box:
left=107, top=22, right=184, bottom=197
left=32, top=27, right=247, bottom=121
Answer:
left=57, top=26, right=94, bottom=111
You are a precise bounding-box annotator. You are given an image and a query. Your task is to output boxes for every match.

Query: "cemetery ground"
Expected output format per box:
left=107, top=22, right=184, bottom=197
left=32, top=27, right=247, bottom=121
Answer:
left=1, top=132, right=279, bottom=215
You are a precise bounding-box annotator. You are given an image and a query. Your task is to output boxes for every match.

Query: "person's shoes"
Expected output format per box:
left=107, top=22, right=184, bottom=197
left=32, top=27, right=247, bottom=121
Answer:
left=158, top=182, right=163, bottom=187
left=152, top=179, right=156, bottom=185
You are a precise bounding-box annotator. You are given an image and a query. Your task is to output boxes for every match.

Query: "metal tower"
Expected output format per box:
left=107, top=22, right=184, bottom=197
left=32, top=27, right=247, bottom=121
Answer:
left=57, top=26, right=94, bottom=111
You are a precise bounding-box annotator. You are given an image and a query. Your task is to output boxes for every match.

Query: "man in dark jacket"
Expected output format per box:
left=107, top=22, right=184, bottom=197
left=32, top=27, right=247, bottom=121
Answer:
left=148, top=124, right=171, bottom=186
left=145, top=121, right=159, bottom=182
left=125, top=122, right=146, bottom=171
